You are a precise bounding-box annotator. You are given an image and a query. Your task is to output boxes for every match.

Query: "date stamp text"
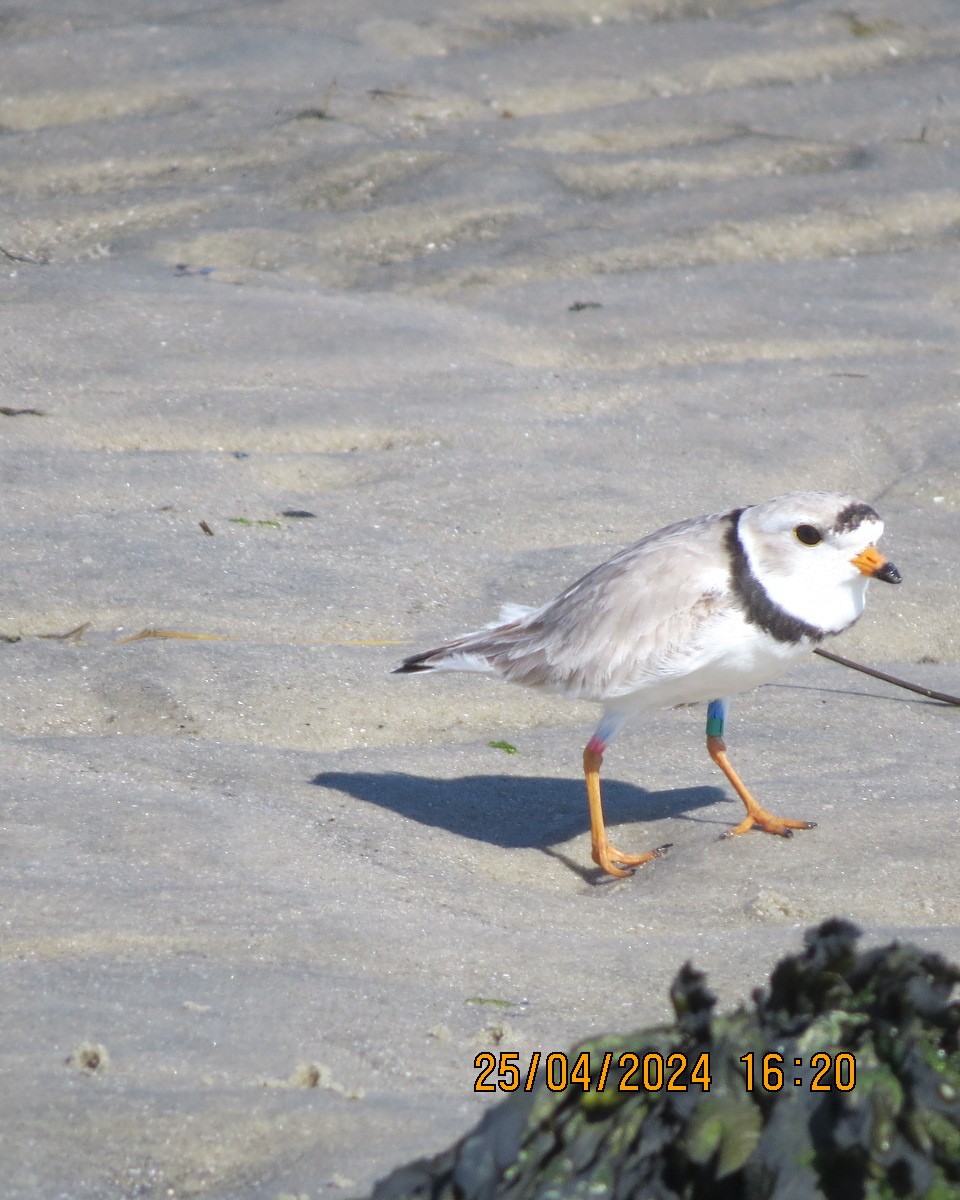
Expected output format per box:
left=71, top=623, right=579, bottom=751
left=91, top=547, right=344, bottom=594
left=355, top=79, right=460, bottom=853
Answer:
left=473, top=1050, right=856, bottom=1094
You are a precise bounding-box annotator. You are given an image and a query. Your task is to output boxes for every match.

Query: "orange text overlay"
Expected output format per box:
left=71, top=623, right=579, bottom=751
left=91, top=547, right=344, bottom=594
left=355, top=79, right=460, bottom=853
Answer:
left=473, top=1050, right=857, bottom=1094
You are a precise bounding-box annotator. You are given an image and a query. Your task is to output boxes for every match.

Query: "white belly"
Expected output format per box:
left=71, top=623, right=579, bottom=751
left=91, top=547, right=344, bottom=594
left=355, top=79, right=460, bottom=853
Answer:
left=608, top=609, right=812, bottom=715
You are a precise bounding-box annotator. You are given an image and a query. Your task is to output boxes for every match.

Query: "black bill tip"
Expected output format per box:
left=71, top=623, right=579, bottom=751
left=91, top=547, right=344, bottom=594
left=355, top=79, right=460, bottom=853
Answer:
left=874, top=561, right=902, bottom=585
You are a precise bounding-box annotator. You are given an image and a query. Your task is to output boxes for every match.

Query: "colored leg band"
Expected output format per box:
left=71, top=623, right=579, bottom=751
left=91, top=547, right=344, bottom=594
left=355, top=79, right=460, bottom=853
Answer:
left=706, top=699, right=727, bottom=738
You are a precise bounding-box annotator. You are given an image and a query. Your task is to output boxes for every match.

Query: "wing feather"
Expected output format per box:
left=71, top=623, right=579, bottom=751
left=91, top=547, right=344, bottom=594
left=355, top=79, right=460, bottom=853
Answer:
left=396, top=511, right=736, bottom=701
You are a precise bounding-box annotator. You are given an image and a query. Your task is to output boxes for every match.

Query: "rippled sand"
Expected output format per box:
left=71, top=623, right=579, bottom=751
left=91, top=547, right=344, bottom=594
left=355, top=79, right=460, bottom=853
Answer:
left=2, top=1, right=959, bottom=1195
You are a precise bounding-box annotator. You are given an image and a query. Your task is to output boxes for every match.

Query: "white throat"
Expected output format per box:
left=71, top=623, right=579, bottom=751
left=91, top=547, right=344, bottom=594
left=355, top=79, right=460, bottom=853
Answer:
left=739, top=527, right=870, bottom=635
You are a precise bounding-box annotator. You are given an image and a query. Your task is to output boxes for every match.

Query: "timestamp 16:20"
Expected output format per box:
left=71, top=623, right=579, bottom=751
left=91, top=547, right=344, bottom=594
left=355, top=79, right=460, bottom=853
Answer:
left=740, top=1052, right=856, bottom=1092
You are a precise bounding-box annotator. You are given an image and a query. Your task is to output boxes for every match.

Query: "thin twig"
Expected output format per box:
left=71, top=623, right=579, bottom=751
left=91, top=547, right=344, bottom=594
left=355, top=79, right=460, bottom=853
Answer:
left=0, top=245, right=48, bottom=265
left=813, top=646, right=960, bottom=706
left=37, top=622, right=91, bottom=644
left=117, top=629, right=223, bottom=643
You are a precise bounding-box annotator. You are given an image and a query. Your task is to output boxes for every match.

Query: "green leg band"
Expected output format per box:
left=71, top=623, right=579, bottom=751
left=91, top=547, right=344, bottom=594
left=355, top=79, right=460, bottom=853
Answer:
left=706, top=699, right=727, bottom=739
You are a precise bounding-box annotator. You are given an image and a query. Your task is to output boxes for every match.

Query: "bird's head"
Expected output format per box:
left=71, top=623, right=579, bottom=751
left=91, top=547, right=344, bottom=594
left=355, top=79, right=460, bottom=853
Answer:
left=738, top=491, right=900, bottom=633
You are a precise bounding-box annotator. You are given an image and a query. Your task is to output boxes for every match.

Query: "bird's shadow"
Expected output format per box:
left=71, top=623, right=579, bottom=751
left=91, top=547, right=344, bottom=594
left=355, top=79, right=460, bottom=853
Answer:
left=311, top=769, right=727, bottom=851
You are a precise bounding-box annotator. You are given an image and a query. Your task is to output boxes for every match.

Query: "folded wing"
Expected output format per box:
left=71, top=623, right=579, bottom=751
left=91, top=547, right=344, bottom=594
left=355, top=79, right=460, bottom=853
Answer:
left=394, top=511, right=734, bottom=702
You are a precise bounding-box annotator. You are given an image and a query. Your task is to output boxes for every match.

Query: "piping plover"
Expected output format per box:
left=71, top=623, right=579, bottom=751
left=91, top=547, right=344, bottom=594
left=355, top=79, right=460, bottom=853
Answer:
left=394, top=492, right=900, bottom=877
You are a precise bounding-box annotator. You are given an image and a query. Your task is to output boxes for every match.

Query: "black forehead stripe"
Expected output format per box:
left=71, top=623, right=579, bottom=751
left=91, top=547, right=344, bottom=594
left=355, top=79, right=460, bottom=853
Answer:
left=723, top=509, right=829, bottom=644
left=833, top=502, right=878, bottom=534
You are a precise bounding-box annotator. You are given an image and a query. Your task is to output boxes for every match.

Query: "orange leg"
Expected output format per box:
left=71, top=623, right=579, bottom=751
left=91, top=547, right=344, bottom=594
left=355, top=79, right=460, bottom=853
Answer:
left=583, top=745, right=670, bottom=877
left=707, top=735, right=816, bottom=838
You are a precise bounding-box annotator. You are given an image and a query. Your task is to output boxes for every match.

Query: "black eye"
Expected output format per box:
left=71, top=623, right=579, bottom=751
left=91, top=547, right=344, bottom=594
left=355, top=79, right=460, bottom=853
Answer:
left=794, top=524, right=822, bottom=546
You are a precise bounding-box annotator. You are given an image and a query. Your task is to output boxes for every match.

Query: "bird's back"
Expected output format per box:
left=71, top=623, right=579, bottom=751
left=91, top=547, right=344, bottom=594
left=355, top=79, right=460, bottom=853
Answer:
left=395, top=511, right=737, bottom=702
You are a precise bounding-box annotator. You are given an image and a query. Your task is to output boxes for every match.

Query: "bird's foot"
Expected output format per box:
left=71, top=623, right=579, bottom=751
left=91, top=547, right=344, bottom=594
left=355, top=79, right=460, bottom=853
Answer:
left=592, top=840, right=672, bottom=878
left=723, top=810, right=816, bottom=839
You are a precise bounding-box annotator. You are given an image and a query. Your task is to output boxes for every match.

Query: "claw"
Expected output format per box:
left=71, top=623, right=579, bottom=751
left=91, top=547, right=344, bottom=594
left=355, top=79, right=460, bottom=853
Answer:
left=584, top=743, right=669, bottom=878
left=707, top=734, right=814, bottom=843
left=591, top=848, right=634, bottom=878
left=724, top=811, right=816, bottom=839
left=592, top=841, right=669, bottom=877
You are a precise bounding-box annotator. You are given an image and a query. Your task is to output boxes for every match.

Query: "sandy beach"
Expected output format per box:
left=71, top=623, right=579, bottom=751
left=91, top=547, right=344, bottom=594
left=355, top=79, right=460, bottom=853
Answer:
left=1, top=1, right=959, bottom=1195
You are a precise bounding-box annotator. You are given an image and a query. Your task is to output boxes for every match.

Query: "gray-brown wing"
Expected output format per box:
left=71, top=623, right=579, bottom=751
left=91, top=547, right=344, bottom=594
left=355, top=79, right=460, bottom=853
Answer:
left=398, top=510, right=736, bottom=701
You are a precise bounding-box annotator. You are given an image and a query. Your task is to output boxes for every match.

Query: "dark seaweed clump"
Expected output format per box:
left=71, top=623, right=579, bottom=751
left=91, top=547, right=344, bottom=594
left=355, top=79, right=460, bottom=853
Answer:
left=372, top=919, right=960, bottom=1200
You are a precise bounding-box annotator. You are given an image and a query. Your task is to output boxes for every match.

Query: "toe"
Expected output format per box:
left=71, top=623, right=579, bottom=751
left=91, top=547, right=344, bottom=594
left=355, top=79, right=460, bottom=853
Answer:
left=591, top=846, right=634, bottom=878
left=725, top=812, right=815, bottom=838
left=592, top=841, right=670, bottom=876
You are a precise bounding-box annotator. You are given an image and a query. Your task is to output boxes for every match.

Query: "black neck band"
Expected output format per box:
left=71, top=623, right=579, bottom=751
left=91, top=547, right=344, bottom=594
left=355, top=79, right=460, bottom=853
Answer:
left=724, top=509, right=828, bottom=644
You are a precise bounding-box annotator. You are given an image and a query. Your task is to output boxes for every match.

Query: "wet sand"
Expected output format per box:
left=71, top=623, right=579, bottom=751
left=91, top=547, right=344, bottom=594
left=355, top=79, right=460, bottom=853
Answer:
left=1, top=1, right=959, bottom=1196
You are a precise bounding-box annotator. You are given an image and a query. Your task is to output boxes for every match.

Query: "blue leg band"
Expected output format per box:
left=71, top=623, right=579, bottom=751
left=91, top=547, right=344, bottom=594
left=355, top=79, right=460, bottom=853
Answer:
left=706, top=698, right=727, bottom=738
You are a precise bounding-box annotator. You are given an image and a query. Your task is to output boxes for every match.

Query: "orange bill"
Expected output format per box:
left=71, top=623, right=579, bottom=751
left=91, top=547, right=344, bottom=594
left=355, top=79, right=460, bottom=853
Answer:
left=850, top=546, right=901, bottom=584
